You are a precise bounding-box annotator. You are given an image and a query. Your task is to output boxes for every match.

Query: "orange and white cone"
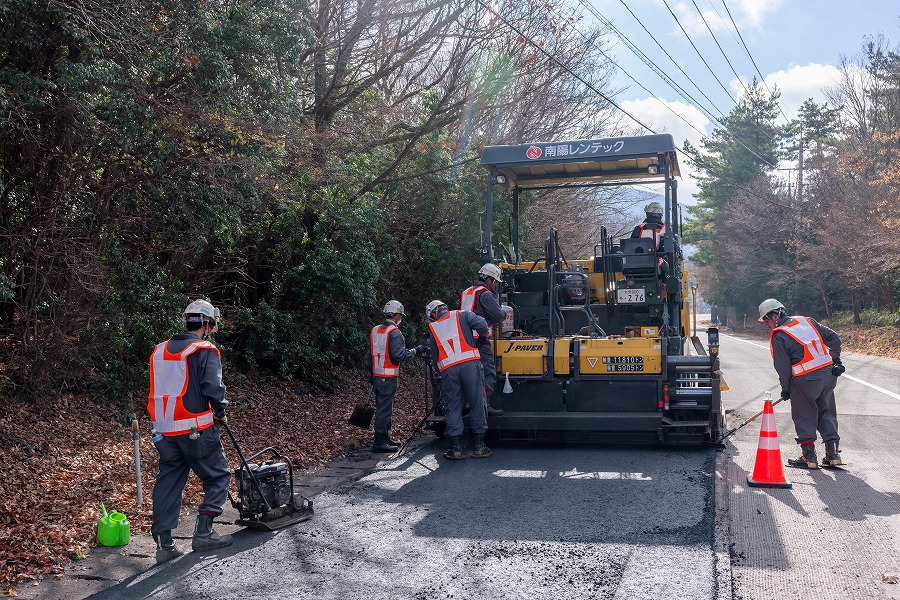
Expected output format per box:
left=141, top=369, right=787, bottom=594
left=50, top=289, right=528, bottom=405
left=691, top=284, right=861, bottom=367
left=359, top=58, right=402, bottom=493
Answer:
left=747, top=399, right=792, bottom=489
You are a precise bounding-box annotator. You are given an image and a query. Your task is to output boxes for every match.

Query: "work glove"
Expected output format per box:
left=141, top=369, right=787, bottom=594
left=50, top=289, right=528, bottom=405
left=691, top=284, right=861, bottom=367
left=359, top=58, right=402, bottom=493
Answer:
left=213, top=413, right=228, bottom=425
left=415, top=344, right=427, bottom=356
left=780, top=390, right=790, bottom=401
left=831, top=359, right=845, bottom=377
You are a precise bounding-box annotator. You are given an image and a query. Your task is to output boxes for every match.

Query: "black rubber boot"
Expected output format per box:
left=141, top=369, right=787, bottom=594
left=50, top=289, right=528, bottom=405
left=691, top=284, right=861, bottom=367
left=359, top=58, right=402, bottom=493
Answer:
left=485, top=390, right=504, bottom=416
left=192, top=514, right=233, bottom=552
left=372, top=431, right=399, bottom=453
left=787, top=444, right=819, bottom=469
left=443, top=436, right=465, bottom=460
left=387, top=433, right=403, bottom=447
left=153, top=530, right=182, bottom=564
left=472, top=433, right=493, bottom=458
left=823, top=440, right=844, bottom=466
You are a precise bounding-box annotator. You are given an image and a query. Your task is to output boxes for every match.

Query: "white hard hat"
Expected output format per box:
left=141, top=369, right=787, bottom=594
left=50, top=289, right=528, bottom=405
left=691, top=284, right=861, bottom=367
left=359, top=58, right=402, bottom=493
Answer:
left=644, top=201, right=663, bottom=218
left=426, top=300, right=448, bottom=321
left=383, top=300, right=405, bottom=316
left=478, top=263, right=502, bottom=282
left=757, top=298, right=785, bottom=321
left=184, top=299, right=220, bottom=325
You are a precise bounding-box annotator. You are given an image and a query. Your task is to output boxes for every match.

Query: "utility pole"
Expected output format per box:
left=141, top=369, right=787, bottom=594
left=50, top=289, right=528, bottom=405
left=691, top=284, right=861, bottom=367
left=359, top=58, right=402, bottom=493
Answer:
left=797, top=125, right=804, bottom=202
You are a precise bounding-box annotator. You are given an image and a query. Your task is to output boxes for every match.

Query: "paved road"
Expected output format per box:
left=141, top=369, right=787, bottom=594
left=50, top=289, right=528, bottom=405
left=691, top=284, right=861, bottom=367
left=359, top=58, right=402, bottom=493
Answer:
left=87, top=444, right=723, bottom=599
left=717, top=329, right=900, bottom=599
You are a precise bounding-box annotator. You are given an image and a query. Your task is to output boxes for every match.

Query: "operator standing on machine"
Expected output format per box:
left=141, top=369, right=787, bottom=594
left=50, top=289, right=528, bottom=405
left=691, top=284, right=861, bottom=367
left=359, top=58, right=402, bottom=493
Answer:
left=460, top=263, right=505, bottom=417
left=148, top=299, right=233, bottom=564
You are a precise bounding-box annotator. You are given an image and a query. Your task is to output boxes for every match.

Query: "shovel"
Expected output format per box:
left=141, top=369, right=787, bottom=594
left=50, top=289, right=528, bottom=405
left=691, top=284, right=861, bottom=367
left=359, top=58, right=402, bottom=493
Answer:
left=348, top=387, right=375, bottom=429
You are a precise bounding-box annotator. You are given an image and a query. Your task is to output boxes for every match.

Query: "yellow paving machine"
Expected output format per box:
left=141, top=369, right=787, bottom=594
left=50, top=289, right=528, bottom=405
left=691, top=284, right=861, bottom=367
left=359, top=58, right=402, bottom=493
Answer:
left=428, top=133, right=724, bottom=445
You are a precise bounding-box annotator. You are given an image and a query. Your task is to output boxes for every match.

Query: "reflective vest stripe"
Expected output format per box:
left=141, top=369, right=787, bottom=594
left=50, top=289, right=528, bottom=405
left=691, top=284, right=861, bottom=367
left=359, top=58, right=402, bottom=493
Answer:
left=429, top=311, right=480, bottom=372
left=148, top=340, right=216, bottom=436
left=770, top=316, right=833, bottom=376
left=371, top=324, right=400, bottom=377
left=639, top=223, right=666, bottom=247
left=460, top=285, right=492, bottom=339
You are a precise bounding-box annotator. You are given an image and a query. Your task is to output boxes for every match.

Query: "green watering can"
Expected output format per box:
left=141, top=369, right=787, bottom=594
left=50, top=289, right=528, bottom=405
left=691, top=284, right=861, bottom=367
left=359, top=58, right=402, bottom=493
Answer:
left=97, top=502, right=130, bottom=547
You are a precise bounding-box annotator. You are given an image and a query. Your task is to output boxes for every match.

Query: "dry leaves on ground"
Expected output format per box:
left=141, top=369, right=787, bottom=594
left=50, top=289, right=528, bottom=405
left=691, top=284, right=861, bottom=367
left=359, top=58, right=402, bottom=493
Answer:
left=0, top=366, right=431, bottom=589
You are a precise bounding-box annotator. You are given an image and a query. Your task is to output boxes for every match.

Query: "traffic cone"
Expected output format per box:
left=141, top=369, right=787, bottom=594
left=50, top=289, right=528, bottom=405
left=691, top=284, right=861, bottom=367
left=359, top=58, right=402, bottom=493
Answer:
left=746, top=399, right=792, bottom=488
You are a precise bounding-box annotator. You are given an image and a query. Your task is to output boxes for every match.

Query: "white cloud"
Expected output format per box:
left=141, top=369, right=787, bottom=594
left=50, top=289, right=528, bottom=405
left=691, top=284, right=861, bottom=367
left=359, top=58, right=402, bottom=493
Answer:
left=620, top=97, right=710, bottom=204
left=736, top=0, right=784, bottom=28
left=761, top=63, right=842, bottom=118
left=672, top=1, right=730, bottom=37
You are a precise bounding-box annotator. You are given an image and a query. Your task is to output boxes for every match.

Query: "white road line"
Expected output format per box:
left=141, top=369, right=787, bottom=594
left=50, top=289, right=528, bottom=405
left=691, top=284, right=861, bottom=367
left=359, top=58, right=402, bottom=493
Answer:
left=722, top=333, right=900, bottom=401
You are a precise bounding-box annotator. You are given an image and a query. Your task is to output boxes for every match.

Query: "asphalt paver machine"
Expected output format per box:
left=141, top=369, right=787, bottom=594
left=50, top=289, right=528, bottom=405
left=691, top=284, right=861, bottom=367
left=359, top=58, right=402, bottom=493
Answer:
left=428, top=134, right=724, bottom=445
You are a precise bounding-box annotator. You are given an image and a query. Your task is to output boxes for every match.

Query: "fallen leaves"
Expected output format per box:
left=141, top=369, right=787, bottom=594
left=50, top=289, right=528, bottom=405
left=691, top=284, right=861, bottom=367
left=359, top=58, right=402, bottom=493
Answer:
left=0, top=366, right=430, bottom=587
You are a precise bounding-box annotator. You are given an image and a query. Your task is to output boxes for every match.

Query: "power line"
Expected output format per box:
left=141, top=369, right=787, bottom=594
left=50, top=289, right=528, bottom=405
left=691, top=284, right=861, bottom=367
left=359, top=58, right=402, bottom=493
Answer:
left=689, top=0, right=750, bottom=97
left=719, top=0, right=792, bottom=124
left=592, top=0, right=779, bottom=170
left=610, top=0, right=729, bottom=122
left=659, top=0, right=737, bottom=105
left=472, top=0, right=657, bottom=135
left=471, top=1, right=788, bottom=208
left=658, top=0, right=779, bottom=169
left=555, top=3, right=709, bottom=140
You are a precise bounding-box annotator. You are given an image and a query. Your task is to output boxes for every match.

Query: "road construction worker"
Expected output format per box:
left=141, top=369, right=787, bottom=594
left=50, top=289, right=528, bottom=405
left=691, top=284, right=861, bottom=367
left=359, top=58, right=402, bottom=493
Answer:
left=631, top=201, right=666, bottom=250
left=758, top=298, right=845, bottom=468
left=630, top=201, right=669, bottom=278
left=460, top=263, right=505, bottom=417
left=148, top=299, right=233, bottom=564
left=370, top=300, right=426, bottom=453
left=426, top=300, right=492, bottom=459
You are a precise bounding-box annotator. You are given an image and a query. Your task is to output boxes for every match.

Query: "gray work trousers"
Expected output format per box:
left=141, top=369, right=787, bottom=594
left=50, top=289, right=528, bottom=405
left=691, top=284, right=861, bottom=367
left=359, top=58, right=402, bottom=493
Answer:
left=151, top=425, right=231, bottom=534
left=373, top=376, right=398, bottom=433
left=789, top=369, right=839, bottom=444
left=480, top=341, right=497, bottom=394
left=441, top=360, right=486, bottom=437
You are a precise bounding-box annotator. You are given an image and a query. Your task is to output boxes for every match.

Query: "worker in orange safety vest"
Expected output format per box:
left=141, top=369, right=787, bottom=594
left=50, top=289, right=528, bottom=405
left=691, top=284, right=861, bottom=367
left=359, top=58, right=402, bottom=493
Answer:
left=759, top=298, right=845, bottom=469
left=425, top=300, right=492, bottom=460
left=460, top=262, right=505, bottom=417
left=370, top=300, right=426, bottom=453
left=148, top=299, right=232, bottom=564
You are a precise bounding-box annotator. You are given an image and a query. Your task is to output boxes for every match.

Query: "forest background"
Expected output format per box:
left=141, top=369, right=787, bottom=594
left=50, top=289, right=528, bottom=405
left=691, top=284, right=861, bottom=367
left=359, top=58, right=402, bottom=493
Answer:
left=1, top=0, right=900, bottom=590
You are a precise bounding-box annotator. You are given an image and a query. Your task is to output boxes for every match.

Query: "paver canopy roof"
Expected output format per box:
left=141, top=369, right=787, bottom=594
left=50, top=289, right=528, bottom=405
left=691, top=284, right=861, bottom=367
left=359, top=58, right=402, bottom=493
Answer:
left=480, top=133, right=681, bottom=187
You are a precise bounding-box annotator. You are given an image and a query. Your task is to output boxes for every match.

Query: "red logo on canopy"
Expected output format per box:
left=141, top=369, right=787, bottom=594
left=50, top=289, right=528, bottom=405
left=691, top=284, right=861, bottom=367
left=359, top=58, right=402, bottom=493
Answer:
left=526, top=146, right=542, bottom=160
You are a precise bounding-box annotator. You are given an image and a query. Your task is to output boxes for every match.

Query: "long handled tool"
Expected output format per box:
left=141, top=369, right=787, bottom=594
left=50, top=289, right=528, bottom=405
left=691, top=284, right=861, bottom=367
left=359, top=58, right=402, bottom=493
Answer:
left=391, top=359, right=434, bottom=457
left=716, top=397, right=786, bottom=443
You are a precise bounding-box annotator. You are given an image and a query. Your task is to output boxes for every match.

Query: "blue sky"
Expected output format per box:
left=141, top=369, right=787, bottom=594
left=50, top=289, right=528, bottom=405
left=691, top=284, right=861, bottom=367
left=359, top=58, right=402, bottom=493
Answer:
left=585, top=0, right=900, bottom=202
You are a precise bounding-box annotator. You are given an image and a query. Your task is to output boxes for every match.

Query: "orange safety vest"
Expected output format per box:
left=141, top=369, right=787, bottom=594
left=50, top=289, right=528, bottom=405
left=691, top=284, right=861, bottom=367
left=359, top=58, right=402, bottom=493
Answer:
left=639, top=222, right=666, bottom=249
left=147, top=339, right=217, bottom=436
left=460, top=284, right=493, bottom=339
left=770, top=316, right=834, bottom=376
left=370, top=323, right=400, bottom=377
left=428, top=310, right=481, bottom=373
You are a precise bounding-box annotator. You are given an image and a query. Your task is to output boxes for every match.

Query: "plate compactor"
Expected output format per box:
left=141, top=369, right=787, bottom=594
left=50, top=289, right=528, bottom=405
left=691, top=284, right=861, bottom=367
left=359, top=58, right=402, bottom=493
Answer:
left=221, top=422, right=314, bottom=531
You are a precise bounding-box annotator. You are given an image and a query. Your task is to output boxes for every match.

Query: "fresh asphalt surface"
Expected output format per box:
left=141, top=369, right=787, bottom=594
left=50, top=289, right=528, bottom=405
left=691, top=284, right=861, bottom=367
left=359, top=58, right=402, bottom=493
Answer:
left=87, top=442, right=719, bottom=599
